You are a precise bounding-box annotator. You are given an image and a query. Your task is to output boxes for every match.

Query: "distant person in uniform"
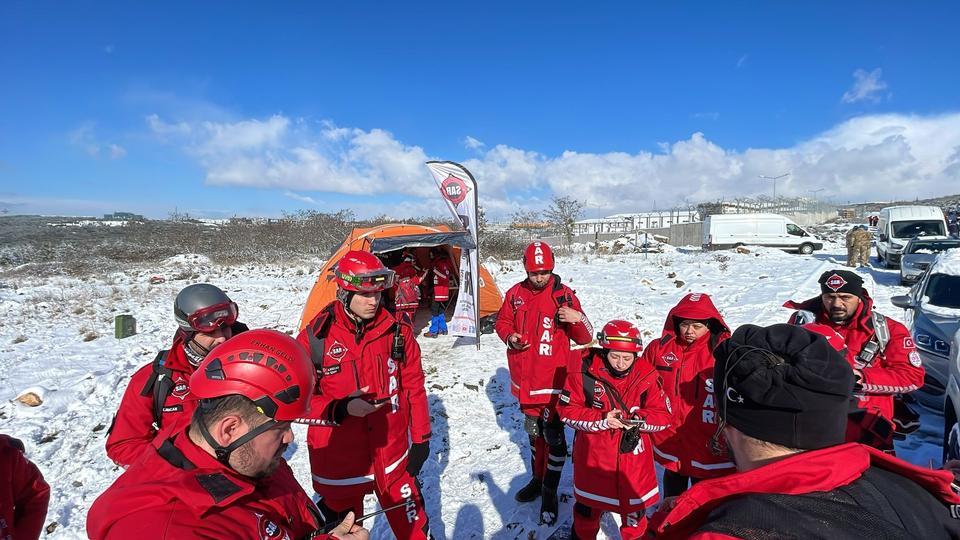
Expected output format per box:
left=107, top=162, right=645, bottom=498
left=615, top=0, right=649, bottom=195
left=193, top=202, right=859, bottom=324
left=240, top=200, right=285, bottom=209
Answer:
left=852, top=225, right=872, bottom=267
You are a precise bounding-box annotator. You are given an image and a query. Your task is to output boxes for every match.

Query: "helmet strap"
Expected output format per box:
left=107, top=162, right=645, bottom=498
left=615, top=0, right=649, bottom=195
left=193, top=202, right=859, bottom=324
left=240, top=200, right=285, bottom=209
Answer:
left=195, top=408, right=277, bottom=468
left=184, top=336, right=212, bottom=367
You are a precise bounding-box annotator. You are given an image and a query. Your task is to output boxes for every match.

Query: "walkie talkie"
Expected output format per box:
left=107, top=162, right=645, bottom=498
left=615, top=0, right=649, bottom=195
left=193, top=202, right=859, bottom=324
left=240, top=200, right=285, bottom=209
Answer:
left=391, top=323, right=405, bottom=361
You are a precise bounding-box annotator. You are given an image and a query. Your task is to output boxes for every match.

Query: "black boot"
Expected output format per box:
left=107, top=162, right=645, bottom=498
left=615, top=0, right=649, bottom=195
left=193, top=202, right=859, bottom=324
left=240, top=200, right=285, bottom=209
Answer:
left=539, top=486, right=559, bottom=526
left=515, top=476, right=542, bottom=502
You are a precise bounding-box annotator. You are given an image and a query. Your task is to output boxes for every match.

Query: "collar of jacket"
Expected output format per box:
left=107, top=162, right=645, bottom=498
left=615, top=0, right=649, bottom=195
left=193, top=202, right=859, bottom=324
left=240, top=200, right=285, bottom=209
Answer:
left=158, top=428, right=260, bottom=513
left=330, top=300, right=396, bottom=340
left=653, top=442, right=957, bottom=536
left=783, top=293, right=876, bottom=331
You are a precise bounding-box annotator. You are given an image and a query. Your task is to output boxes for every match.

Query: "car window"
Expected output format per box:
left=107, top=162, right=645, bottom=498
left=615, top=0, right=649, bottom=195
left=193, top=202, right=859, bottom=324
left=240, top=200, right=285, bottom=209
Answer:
left=925, top=274, right=960, bottom=309
left=785, top=224, right=805, bottom=237
left=893, top=220, right=947, bottom=238
left=907, top=241, right=960, bottom=254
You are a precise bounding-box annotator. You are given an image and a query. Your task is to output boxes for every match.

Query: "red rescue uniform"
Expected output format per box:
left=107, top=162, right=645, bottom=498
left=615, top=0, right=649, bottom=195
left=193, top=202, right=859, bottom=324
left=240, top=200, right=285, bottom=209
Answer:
left=650, top=443, right=960, bottom=539
left=391, top=260, right=426, bottom=321
left=495, top=274, right=594, bottom=412
left=559, top=350, right=671, bottom=539
left=0, top=434, right=50, bottom=540
left=105, top=333, right=199, bottom=468
left=784, top=293, right=924, bottom=428
left=430, top=254, right=455, bottom=303
left=645, top=293, right=735, bottom=479
left=298, top=301, right=432, bottom=539
left=87, top=428, right=325, bottom=540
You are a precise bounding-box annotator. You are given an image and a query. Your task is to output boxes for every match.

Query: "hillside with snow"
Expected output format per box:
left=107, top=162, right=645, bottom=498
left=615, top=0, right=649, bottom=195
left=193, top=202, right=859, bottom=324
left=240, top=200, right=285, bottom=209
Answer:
left=0, top=241, right=942, bottom=539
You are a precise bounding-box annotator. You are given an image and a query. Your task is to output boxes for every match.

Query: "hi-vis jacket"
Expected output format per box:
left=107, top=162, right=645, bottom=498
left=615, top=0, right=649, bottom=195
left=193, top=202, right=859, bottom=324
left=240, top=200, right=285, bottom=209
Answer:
left=297, top=302, right=431, bottom=497
left=784, top=291, right=924, bottom=424
left=87, top=428, right=326, bottom=540
left=495, top=274, right=593, bottom=410
left=645, top=293, right=735, bottom=478
left=558, top=349, right=671, bottom=513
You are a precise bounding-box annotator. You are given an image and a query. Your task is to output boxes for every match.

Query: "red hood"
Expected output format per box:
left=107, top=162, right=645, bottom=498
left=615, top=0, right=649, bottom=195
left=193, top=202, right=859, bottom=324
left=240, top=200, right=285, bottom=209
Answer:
left=662, top=293, right=731, bottom=336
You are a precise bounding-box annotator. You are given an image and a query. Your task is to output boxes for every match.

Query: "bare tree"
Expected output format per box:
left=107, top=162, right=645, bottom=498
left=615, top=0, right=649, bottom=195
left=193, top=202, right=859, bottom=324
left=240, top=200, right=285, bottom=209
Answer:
left=543, top=195, right=585, bottom=248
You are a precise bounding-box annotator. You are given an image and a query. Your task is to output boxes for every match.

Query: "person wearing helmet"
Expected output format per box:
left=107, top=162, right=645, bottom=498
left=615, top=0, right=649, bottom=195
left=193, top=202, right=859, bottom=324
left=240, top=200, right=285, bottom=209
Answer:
left=105, top=283, right=250, bottom=467
left=87, top=330, right=368, bottom=540
left=297, top=250, right=433, bottom=539
left=390, top=250, right=429, bottom=326
left=558, top=320, right=671, bottom=539
left=424, top=246, right=456, bottom=337
left=643, top=292, right=734, bottom=497
left=495, top=241, right=594, bottom=525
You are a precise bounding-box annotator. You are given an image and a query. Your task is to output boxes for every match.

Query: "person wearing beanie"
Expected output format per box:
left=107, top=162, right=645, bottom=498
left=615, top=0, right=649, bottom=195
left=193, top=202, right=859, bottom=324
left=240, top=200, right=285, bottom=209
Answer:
left=649, top=324, right=960, bottom=540
left=105, top=283, right=249, bottom=468
left=783, top=269, right=924, bottom=451
left=644, top=293, right=736, bottom=497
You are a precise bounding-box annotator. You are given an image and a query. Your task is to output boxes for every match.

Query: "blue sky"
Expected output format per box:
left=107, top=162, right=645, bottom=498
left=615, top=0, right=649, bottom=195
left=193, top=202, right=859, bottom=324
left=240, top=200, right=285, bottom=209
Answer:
left=2, top=2, right=959, bottom=219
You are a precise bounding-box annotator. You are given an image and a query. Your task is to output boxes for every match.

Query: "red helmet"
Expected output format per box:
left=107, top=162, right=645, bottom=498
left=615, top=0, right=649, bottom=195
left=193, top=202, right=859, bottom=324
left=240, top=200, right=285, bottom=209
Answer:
left=598, top=320, right=643, bottom=353
left=190, top=329, right=315, bottom=422
left=802, top=323, right=848, bottom=354
left=334, top=250, right=395, bottom=292
left=523, top=241, right=555, bottom=272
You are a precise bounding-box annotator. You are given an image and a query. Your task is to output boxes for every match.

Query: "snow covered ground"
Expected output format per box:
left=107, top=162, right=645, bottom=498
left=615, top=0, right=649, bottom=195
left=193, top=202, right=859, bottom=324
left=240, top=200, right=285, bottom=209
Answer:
left=0, top=242, right=943, bottom=539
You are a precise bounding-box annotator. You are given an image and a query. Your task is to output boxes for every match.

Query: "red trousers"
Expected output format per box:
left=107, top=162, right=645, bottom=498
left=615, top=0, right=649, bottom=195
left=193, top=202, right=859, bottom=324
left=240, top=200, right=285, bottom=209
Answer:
left=319, top=469, right=429, bottom=540
left=572, top=501, right=647, bottom=540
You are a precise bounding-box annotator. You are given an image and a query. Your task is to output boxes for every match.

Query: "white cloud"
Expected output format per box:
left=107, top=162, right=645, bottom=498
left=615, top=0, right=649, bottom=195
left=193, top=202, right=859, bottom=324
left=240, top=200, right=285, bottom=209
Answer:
left=464, top=136, right=486, bottom=150
left=283, top=191, right=318, bottom=205
left=842, top=68, right=888, bottom=103
left=68, top=123, right=126, bottom=160
left=146, top=111, right=960, bottom=218
left=736, top=55, right=748, bottom=68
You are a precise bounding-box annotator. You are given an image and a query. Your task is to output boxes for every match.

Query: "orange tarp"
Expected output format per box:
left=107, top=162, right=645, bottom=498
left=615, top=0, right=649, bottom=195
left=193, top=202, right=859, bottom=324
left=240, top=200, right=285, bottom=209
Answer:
left=298, top=223, right=504, bottom=330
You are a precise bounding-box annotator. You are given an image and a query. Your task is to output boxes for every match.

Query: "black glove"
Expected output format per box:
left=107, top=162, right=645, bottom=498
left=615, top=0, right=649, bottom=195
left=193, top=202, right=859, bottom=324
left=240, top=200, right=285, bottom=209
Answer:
left=406, top=441, right=430, bottom=476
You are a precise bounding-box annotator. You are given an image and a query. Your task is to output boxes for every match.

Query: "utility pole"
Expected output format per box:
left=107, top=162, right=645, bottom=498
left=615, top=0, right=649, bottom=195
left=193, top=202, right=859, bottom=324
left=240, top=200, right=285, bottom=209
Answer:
left=808, top=188, right=825, bottom=214
left=759, top=172, right=790, bottom=210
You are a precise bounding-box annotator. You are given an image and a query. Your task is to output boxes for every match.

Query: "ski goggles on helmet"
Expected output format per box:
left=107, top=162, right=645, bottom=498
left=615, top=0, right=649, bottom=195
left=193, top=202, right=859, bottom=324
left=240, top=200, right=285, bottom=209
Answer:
left=598, top=333, right=642, bottom=349
left=188, top=302, right=239, bottom=333
left=335, top=268, right=396, bottom=292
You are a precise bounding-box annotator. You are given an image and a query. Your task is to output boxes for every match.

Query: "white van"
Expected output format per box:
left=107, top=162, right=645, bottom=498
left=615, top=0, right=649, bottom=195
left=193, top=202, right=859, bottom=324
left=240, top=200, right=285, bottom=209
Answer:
left=702, top=213, right=823, bottom=254
left=876, top=205, right=948, bottom=268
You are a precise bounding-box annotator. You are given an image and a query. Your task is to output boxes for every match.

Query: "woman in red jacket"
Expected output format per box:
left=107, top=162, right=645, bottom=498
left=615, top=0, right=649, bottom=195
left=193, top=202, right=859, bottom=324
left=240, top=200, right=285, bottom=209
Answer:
left=644, top=292, right=734, bottom=498
left=559, top=320, right=671, bottom=539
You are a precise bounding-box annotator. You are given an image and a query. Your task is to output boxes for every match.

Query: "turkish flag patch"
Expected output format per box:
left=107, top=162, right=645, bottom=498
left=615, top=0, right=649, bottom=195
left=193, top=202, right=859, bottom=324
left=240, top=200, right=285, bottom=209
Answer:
left=824, top=273, right=847, bottom=292
left=903, top=337, right=915, bottom=349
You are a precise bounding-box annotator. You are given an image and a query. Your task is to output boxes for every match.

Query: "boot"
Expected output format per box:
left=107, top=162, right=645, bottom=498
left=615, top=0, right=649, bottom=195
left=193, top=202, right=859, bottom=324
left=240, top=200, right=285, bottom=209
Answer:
left=540, top=486, right=559, bottom=526
left=515, top=476, right=542, bottom=502
left=424, top=315, right=442, bottom=338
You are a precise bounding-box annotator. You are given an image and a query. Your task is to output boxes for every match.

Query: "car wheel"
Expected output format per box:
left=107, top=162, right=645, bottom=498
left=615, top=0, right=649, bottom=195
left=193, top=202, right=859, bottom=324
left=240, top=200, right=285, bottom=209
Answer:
left=798, top=243, right=814, bottom=255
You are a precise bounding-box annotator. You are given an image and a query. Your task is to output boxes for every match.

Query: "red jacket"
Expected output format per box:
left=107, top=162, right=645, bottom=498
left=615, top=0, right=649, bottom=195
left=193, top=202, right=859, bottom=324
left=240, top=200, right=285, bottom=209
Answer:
left=87, top=428, right=325, bottom=540
left=495, top=275, right=594, bottom=408
left=645, top=293, right=735, bottom=478
left=297, top=302, right=431, bottom=495
left=431, top=255, right=456, bottom=302
left=0, top=435, right=49, bottom=540
left=649, top=443, right=960, bottom=539
left=105, top=333, right=199, bottom=468
left=391, top=260, right=425, bottom=311
left=559, top=350, right=671, bottom=513
left=784, top=293, right=924, bottom=423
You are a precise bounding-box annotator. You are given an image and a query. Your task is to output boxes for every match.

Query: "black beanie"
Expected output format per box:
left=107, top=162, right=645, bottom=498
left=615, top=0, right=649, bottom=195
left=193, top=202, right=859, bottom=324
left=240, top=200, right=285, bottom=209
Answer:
left=713, top=324, right=854, bottom=450
left=818, top=270, right=864, bottom=299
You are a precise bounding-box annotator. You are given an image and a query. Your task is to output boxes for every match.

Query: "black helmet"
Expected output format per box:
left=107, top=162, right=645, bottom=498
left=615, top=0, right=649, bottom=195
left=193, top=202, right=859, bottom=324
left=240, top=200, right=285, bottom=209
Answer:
left=173, top=284, right=238, bottom=333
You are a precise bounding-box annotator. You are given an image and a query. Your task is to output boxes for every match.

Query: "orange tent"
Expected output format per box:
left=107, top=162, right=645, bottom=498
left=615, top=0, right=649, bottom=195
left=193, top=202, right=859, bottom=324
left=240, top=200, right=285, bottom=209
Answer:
left=298, top=223, right=504, bottom=330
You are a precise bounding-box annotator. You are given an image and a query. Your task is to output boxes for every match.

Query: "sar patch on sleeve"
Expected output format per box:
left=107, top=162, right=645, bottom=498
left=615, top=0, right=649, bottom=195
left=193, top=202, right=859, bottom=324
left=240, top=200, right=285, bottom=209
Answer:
left=909, top=351, right=922, bottom=368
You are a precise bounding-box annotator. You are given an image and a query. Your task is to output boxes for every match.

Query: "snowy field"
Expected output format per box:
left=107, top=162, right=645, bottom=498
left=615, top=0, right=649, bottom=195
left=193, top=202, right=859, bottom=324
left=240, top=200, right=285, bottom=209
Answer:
left=0, top=242, right=943, bottom=539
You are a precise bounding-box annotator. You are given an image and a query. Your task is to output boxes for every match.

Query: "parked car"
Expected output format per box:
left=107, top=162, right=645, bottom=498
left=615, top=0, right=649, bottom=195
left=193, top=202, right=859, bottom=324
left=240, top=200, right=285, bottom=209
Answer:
left=941, top=327, right=960, bottom=461
left=899, top=237, right=960, bottom=286
left=876, top=205, right=948, bottom=268
left=893, top=249, right=960, bottom=412
left=701, top=213, right=822, bottom=254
